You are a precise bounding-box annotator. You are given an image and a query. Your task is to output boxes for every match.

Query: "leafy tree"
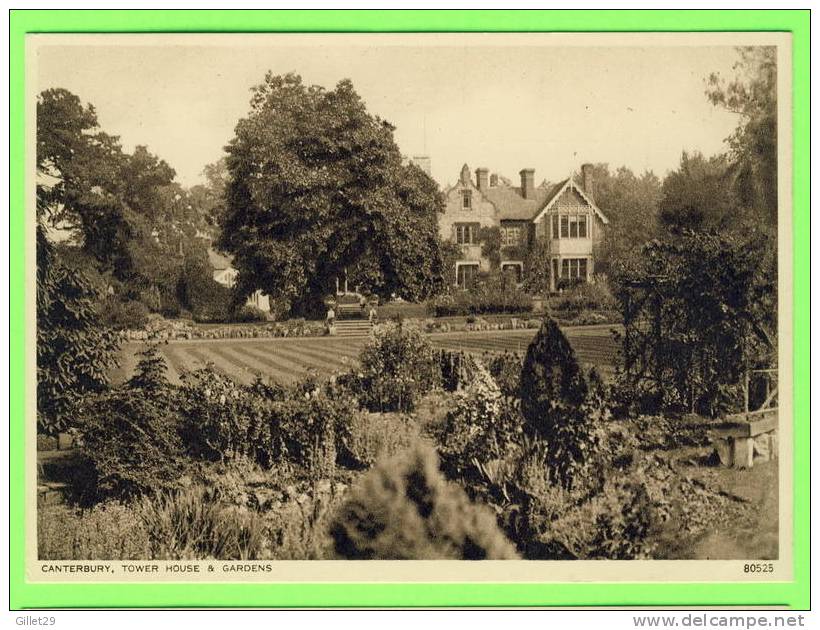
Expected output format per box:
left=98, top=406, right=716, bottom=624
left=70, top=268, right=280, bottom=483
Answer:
left=706, top=46, right=777, bottom=229
left=176, top=249, right=233, bottom=322
left=37, top=224, right=120, bottom=435
left=658, top=151, right=741, bottom=233
left=220, top=73, right=446, bottom=315
left=37, top=88, right=131, bottom=274
left=587, top=164, right=663, bottom=271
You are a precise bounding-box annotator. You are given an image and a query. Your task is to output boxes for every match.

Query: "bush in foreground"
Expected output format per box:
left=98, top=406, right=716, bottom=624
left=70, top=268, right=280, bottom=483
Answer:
left=330, top=445, right=519, bottom=559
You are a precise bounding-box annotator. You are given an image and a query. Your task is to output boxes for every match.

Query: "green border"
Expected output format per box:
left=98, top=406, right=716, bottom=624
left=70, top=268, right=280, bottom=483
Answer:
left=9, top=9, right=810, bottom=610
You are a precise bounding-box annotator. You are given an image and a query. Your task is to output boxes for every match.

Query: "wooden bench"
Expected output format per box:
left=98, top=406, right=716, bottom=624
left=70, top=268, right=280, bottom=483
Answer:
left=710, top=408, right=778, bottom=469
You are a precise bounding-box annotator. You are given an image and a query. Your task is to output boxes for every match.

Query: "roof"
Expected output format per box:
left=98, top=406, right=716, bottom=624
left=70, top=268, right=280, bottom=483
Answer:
left=207, top=248, right=234, bottom=271
left=532, top=177, right=609, bottom=224
left=445, top=166, right=609, bottom=224
left=478, top=179, right=571, bottom=221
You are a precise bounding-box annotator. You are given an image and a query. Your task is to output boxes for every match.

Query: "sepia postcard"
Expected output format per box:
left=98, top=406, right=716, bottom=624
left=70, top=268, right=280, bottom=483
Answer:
left=25, top=31, right=793, bottom=586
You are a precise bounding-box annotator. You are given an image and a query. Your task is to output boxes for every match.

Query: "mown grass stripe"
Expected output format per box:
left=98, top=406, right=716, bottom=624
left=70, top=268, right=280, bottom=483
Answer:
left=243, top=343, right=348, bottom=375
left=159, top=346, right=189, bottom=384
left=265, top=341, right=361, bottom=367
left=204, top=345, right=267, bottom=385
left=184, top=347, right=244, bottom=382
left=162, top=346, right=196, bottom=380
left=230, top=345, right=315, bottom=382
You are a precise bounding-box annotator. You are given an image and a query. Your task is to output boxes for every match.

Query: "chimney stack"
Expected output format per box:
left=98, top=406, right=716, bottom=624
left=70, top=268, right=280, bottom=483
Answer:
left=581, top=163, right=595, bottom=202
left=475, top=167, right=489, bottom=191
left=490, top=173, right=498, bottom=187
left=520, top=168, right=535, bottom=199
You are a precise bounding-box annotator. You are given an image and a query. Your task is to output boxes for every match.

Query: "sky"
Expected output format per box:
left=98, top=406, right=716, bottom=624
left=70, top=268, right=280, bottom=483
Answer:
left=36, top=34, right=744, bottom=189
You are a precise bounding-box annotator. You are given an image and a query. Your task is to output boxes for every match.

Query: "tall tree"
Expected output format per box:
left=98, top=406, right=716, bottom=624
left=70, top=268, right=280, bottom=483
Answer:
left=587, top=164, right=663, bottom=270
left=220, top=73, right=445, bottom=315
left=658, top=151, right=742, bottom=233
left=706, top=46, right=777, bottom=229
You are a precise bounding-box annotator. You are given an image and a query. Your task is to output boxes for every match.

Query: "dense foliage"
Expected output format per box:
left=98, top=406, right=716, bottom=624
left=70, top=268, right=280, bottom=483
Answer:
left=37, top=88, right=231, bottom=323
left=612, top=230, right=775, bottom=417
left=76, top=347, right=186, bottom=498
left=37, top=225, right=120, bottom=435
left=520, top=319, right=604, bottom=490
left=435, top=363, right=523, bottom=482
left=349, top=322, right=439, bottom=412
left=432, top=271, right=532, bottom=317
left=330, top=445, right=519, bottom=559
left=219, top=73, right=447, bottom=316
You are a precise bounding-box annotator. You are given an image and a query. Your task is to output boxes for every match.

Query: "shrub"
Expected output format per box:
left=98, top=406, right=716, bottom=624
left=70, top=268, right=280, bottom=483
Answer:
left=179, top=368, right=357, bottom=476
left=232, top=304, right=269, bottom=323
left=550, top=281, right=616, bottom=313
left=437, top=349, right=482, bottom=392
left=330, top=445, right=519, bottom=559
left=268, top=390, right=357, bottom=478
left=178, top=366, right=276, bottom=466
left=76, top=348, right=186, bottom=500
left=137, top=486, right=267, bottom=560
left=177, top=252, right=234, bottom=323
left=520, top=319, right=604, bottom=491
left=352, top=322, right=439, bottom=412
left=432, top=277, right=532, bottom=317
left=435, top=363, right=523, bottom=483
left=38, top=502, right=151, bottom=560
left=98, top=297, right=152, bottom=330
left=507, top=445, right=660, bottom=559
left=344, top=412, right=421, bottom=468
left=486, top=352, right=523, bottom=400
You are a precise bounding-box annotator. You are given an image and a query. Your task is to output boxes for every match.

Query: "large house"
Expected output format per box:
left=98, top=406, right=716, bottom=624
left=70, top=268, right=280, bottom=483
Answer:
left=438, top=163, right=608, bottom=291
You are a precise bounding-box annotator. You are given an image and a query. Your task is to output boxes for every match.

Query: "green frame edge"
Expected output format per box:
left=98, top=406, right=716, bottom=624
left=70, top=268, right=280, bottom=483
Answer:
left=9, top=9, right=810, bottom=610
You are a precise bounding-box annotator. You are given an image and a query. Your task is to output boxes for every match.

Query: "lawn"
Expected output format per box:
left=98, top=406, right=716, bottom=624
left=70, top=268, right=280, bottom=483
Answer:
left=111, top=324, right=620, bottom=386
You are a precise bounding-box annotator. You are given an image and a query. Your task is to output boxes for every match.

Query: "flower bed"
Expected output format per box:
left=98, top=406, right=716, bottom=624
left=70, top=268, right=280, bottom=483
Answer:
left=119, top=309, right=619, bottom=342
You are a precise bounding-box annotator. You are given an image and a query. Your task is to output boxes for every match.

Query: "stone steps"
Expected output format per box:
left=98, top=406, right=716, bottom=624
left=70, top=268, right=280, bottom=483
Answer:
left=333, top=320, right=372, bottom=337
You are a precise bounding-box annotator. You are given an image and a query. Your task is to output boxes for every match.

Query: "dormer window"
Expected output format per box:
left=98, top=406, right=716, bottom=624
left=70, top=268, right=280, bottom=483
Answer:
left=462, top=190, right=472, bottom=209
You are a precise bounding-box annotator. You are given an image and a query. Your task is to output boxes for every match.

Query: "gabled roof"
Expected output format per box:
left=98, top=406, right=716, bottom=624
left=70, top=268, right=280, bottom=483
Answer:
left=531, top=177, right=609, bottom=224
left=444, top=168, right=609, bottom=224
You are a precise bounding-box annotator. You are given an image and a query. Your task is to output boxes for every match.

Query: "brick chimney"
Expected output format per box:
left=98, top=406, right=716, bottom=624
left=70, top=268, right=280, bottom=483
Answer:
left=475, top=167, right=489, bottom=191
left=490, top=173, right=498, bottom=187
left=581, top=163, right=595, bottom=203
left=519, top=168, right=535, bottom=199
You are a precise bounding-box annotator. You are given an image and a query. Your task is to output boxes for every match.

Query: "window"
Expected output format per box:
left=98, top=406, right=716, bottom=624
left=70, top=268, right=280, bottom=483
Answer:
left=454, top=223, right=478, bottom=245
left=552, top=213, right=591, bottom=239
left=462, top=190, right=472, bottom=209
left=560, top=258, right=589, bottom=281
left=456, top=263, right=479, bottom=288
left=501, top=225, right=521, bottom=246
